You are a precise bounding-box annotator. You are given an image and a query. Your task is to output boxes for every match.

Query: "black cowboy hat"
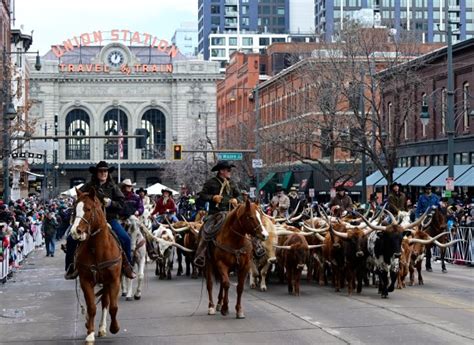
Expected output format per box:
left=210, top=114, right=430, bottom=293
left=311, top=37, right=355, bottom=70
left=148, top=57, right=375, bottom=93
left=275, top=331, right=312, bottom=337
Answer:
left=211, top=161, right=236, bottom=172
left=89, top=161, right=115, bottom=174
left=136, top=187, right=147, bottom=195
left=335, top=185, right=348, bottom=192
left=275, top=186, right=283, bottom=192
left=162, top=188, right=173, bottom=196
left=390, top=182, right=402, bottom=190
left=424, top=184, right=432, bottom=189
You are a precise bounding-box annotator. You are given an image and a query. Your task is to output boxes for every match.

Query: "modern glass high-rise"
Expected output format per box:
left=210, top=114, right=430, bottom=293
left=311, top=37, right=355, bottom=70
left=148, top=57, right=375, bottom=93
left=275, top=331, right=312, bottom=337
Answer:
left=315, top=0, right=473, bottom=43
left=198, top=0, right=290, bottom=60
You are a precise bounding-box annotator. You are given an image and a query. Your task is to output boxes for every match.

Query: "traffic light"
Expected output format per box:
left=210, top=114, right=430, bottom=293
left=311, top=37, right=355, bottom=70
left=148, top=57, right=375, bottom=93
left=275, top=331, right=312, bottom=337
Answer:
left=135, top=128, right=148, bottom=149
left=173, top=144, right=183, bottom=160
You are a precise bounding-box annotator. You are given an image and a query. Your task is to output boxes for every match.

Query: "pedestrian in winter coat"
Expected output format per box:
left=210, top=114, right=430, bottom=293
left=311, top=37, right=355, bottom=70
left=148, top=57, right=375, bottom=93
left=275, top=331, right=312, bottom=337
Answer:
left=416, top=184, right=440, bottom=218
left=42, top=211, right=58, bottom=257
left=329, top=187, right=353, bottom=216
left=387, top=182, right=407, bottom=216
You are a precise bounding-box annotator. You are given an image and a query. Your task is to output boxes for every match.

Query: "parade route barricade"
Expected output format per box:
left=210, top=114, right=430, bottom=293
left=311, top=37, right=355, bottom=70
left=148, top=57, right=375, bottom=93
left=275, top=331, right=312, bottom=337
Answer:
left=1, top=247, right=10, bottom=283
left=433, top=227, right=473, bottom=264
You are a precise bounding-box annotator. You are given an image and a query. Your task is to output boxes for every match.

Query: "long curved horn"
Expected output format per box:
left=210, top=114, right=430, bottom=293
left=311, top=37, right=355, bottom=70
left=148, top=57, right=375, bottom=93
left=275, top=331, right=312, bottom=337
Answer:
left=171, top=242, right=195, bottom=252
left=302, top=223, right=329, bottom=233
left=274, top=217, right=287, bottom=223
left=273, top=245, right=292, bottom=250
left=275, top=230, right=298, bottom=236
left=315, top=233, right=326, bottom=242
left=408, top=231, right=450, bottom=245
left=170, top=226, right=190, bottom=233
left=331, top=228, right=348, bottom=239
left=288, top=212, right=304, bottom=223
left=433, top=239, right=464, bottom=248
left=356, top=212, right=386, bottom=231
left=401, top=207, right=431, bottom=230
left=384, top=209, right=398, bottom=225
left=308, top=244, right=325, bottom=249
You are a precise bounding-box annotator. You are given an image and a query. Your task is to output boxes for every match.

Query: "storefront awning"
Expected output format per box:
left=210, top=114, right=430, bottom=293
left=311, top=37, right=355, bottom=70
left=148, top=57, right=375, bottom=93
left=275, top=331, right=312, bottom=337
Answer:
left=281, top=171, right=294, bottom=190
left=429, top=165, right=473, bottom=187
left=258, top=172, right=277, bottom=191
left=374, top=167, right=410, bottom=186
left=409, top=165, right=447, bottom=186
left=454, top=166, right=474, bottom=187
left=356, top=170, right=383, bottom=187
left=394, top=166, right=429, bottom=185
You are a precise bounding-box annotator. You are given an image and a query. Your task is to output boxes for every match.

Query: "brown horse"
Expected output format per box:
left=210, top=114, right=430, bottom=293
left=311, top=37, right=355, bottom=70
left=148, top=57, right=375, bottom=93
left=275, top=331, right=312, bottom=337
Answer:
left=206, top=200, right=269, bottom=319
left=71, top=189, right=122, bottom=344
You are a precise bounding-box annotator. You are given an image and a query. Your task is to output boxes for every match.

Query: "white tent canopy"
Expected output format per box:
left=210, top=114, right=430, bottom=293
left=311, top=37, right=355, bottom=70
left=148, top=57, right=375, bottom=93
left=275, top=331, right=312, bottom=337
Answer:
left=60, top=183, right=84, bottom=197
left=146, top=183, right=179, bottom=196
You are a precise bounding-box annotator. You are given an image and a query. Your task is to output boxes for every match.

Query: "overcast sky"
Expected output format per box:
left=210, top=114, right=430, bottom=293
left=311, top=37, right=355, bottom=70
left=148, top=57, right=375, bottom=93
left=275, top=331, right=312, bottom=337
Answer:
left=14, top=0, right=197, bottom=54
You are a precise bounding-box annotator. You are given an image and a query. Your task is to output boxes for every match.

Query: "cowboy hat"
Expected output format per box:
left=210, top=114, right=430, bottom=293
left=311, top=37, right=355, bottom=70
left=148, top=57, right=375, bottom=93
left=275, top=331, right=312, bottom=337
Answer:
left=211, top=161, right=236, bottom=172
left=390, top=182, right=401, bottom=190
left=289, top=186, right=298, bottom=192
left=136, top=187, right=147, bottom=195
left=121, top=179, right=136, bottom=187
left=89, top=161, right=115, bottom=174
left=424, top=184, right=432, bottom=189
left=275, top=186, right=284, bottom=193
left=335, top=185, right=348, bottom=192
left=161, top=188, right=173, bottom=195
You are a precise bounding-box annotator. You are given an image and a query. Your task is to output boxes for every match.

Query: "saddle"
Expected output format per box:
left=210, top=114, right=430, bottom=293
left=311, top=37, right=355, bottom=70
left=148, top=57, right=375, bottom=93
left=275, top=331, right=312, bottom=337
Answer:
left=201, top=212, right=227, bottom=242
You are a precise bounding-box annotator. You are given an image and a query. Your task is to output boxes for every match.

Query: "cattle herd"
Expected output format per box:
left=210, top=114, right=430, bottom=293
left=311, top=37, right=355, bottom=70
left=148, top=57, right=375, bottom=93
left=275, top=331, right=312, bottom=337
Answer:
left=124, top=204, right=462, bottom=301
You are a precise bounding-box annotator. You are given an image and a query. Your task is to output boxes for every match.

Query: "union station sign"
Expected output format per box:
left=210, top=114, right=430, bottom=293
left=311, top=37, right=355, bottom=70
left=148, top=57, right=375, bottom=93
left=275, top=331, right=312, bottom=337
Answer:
left=53, top=29, right=178, bottom=74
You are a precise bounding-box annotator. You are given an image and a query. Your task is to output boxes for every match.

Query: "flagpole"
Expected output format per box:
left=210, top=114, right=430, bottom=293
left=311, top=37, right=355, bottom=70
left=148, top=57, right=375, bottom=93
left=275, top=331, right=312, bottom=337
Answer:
left=117, top=106, right=121, bottom=182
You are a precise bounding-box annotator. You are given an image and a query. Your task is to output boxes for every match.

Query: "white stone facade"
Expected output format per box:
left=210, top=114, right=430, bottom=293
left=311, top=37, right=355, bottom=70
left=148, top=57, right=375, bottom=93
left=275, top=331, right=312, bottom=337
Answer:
left=27, top=43, right=221, bottom=191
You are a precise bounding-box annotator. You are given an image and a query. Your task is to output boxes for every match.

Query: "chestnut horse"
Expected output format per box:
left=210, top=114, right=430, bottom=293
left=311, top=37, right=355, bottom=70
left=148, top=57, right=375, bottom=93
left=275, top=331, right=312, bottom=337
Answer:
left=71, top=189, right=122, bottom=344
left=206, top=200, right=269, bottom=319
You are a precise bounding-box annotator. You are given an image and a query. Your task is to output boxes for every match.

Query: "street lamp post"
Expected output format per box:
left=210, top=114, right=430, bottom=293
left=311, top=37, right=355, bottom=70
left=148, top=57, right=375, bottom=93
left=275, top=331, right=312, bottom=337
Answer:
left=445, top=0, right=456, bottom=182
left=198, top=112, right=209, bottom=179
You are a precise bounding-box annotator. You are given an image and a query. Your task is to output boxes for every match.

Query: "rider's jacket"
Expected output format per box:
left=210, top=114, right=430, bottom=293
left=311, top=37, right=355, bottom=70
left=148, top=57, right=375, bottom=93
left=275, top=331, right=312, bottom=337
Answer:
left=416, top=193, right=440, bottom=218
left=121, top=191, right=144, bottom=217
left=151, top=196, right=177, bottom=216
left=199, top=176, right=240, bottom=215
left=80, top=178, right=125, bottom=221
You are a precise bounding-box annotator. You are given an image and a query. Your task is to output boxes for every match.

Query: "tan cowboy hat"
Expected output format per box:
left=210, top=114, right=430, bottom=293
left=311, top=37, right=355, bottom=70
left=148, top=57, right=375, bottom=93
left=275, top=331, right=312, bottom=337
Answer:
left=290, top=186, right=298, bottom=192
left=121, top=179, right=136, bottom=187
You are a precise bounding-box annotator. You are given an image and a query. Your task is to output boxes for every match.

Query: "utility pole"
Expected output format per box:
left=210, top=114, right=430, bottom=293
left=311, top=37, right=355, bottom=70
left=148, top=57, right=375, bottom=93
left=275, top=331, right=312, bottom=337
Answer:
left=42, top=122, right=48, bottom=202
left=53, top=114, right=58, bottom=197
left=359, top=69, right=367, bottom=205
left=445, top=0, right=455, bottom=181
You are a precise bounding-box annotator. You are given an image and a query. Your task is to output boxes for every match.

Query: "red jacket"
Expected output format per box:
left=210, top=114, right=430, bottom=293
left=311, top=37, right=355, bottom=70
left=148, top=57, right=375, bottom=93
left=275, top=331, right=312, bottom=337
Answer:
left=152, top=197, right=177, bottom=216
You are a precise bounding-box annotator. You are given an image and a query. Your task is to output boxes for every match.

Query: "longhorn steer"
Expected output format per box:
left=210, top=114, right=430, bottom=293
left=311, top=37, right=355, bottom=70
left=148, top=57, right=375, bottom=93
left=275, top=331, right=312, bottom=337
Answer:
left=249, top=215, right=277, bottom=292
left=361, top=209, right=429, bottom=298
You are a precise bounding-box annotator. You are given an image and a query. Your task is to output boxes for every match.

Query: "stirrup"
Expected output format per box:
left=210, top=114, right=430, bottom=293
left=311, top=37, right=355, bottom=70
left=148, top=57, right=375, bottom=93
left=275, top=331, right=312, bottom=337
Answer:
left=64, top=265, right=78, bottom=280
left=194, top=255, right=205, bottom=268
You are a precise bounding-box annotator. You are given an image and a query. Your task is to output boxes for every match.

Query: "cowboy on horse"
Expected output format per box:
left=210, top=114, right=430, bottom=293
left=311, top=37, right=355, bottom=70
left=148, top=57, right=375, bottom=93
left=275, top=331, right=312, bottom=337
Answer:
left=193, top=161, right=240, bottom=268
left=64, top=161, right=136, bottom=280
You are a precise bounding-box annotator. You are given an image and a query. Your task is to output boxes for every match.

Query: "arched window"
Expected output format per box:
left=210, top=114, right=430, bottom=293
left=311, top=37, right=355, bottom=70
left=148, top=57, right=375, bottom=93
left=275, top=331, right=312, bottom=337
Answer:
left=141, top=109, right=166, bottom=159
left=441, top=88, right=447, bottom=134
left=463, top=82, right=469, bottom=130
left=65, top=109, right=90, bottom=160
left=104, top=109, right=128, bottom=159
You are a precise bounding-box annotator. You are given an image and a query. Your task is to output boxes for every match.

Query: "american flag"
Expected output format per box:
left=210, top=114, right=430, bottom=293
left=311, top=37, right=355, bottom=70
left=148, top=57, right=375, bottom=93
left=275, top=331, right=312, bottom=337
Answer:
left=118, top=129, right=124, bottom=159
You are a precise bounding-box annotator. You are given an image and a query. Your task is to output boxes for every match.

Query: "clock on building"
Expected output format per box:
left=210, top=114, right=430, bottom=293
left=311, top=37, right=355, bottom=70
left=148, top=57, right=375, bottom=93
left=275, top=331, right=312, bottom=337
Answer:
left=106, top=49, right=126, bottom=68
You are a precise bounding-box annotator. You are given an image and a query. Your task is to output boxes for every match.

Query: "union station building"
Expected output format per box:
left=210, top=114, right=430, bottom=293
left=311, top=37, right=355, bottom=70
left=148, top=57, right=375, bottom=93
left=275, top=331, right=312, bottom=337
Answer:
left=27, top=32, right=220, bottom=193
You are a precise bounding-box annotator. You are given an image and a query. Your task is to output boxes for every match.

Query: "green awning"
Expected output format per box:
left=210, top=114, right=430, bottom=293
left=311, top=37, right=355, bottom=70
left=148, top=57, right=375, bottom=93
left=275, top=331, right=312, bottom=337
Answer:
left=281, top=171, right=294, bottom=190
left=258, top=172, right=277, bottom=191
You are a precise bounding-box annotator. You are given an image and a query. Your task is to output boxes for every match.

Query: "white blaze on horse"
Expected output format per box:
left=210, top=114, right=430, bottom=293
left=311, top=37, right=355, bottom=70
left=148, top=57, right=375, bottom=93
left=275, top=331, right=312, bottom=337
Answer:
left=121, top=215, right=147, bottom=301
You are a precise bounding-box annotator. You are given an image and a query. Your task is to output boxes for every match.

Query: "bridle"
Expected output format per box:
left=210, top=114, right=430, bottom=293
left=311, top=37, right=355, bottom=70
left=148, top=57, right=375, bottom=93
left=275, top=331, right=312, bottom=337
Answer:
left=74, top=202, right=101, bottom=239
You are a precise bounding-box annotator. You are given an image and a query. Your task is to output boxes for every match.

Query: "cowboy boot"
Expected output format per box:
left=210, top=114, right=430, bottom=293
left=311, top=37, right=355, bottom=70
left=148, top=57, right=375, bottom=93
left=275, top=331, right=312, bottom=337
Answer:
left=64, top=263, right=78, bottom=280
left=122, top=252, right=137, bottom=279
left=193, top=239, right=207, bottom=268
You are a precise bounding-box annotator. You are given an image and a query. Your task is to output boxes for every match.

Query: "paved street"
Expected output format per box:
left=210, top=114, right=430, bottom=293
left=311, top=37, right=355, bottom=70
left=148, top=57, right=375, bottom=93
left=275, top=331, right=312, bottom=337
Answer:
left=0, top=248, right=473, bottom=345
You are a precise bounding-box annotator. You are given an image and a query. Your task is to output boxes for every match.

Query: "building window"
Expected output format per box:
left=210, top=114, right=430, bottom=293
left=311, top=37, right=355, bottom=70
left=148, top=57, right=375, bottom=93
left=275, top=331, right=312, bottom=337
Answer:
left=387, top=102, right=392, bottom=139
left=441, top=88, right=446, bottom=134
left=141, top=109, right=166, bottom=160
left=242, top=37, right=253, bottom=46
left=421, top=93, right=427, bottom=137
left=104, top=109, right=128, bottom=160
left=463, top=82, right=470, bottom=131
left=211, top=37, right=225, bottom=46
left=65, top=109, right=91, bottom=160
left=229, top=37, right=237, bottom=46
left=211, top=48, right=226, bottom=57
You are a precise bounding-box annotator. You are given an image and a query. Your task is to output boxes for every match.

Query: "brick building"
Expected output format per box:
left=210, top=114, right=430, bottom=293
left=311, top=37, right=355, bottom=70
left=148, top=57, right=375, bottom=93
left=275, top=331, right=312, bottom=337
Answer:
left=372, top=38, right=474, bottom=196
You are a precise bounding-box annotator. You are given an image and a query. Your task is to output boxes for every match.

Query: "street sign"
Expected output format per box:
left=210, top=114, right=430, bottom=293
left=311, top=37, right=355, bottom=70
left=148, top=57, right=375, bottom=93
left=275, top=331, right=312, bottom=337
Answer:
left=249, top=187, right=256, bottom=198
left=252, top=159, right=263, bottom=168
left=217, top=152, right=243, bottom=161
left=308, top=188, right=315, bottom=198
left=445, top=177, right=454, bottom=191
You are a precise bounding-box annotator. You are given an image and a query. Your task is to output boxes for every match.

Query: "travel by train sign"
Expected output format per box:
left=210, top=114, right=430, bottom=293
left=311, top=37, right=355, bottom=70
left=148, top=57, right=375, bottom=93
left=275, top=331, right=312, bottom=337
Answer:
left=58, top=63, right=173, bottom=75
left=51, top=29, right=179, bottom=58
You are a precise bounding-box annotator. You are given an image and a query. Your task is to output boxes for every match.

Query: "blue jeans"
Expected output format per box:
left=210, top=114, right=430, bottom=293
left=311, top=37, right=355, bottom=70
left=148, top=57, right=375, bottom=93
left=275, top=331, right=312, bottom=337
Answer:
left=45, top=237, right=55, bottom=255
left=65, top=218, right=132, bottom=270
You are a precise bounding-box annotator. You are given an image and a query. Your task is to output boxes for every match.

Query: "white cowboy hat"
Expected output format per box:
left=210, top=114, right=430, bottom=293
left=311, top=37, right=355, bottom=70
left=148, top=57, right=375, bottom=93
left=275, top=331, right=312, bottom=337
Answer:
left=121, top=178, right=136, bottom=187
